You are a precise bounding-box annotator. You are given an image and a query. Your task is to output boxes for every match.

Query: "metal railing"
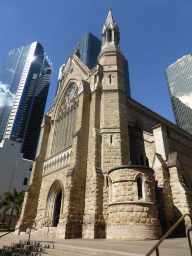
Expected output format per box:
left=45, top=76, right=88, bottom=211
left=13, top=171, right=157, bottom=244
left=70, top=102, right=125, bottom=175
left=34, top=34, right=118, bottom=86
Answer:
left=0, top=214, right=60, bottom=242
left=146, top=213, right=192, bottom=256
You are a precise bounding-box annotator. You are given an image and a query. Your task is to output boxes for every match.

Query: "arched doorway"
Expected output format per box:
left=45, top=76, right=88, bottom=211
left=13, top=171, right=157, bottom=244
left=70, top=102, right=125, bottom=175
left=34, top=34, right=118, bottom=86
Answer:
left=45, top=180, right=64, bottom=227
left=53, top=190, right=62, bottom=227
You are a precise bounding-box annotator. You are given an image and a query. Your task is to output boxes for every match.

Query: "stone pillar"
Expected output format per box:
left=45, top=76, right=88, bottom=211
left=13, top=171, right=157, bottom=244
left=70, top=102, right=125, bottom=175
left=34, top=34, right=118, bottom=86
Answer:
left=152, top=126, right=174, bottom=233
left=82, top=86, right=105, bottom=239
left=45, top=120, right=55, bottom=159
left=153, top=124, right=170, bottom=161
left=61, top=80, right=91, bottom=238
left=167, top=152, right=192, bottom=234
left=15, top=115, right=51, bottom=234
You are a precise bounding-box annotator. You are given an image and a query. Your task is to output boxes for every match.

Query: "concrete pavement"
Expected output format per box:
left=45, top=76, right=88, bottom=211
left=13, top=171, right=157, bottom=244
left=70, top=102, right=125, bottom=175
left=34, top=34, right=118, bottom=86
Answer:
left=0, top=232, right=191, bottom=256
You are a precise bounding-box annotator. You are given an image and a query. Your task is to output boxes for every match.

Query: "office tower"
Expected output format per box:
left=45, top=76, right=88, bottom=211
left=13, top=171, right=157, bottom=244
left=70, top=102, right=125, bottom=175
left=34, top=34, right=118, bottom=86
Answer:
left=165, top=54, right=192, bottom=134
left=0, top=42, right=52, bottom=160
left=56, top=32, right=131, bottom=97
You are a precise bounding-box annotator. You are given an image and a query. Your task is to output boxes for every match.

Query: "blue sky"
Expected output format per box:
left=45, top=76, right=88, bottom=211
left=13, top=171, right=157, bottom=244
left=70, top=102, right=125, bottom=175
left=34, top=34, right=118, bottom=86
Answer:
left=0, top=0, right=192, bottom=124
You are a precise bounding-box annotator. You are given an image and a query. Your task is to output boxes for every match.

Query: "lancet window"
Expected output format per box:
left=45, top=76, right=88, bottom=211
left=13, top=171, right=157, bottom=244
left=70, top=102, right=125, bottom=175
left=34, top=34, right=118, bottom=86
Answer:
left=51, top=83, right=78, bottom=155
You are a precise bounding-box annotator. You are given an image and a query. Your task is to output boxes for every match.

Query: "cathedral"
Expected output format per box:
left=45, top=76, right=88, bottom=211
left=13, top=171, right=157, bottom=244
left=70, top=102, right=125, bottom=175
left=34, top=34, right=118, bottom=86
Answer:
left=16, top=10, right=192, bottom=240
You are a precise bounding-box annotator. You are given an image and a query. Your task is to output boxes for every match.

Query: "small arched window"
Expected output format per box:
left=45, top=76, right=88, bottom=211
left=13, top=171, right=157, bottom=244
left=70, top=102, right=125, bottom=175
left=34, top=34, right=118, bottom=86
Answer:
left=94, top=74, right=97, bottom=84
left=109, top=74, right=112, bottom=84
left=137, top=177, right=142, bottom=199
left=146, top=157, right=149, bottom=167
left=140, top=153, right=144, bottom=166
left=109, top=29, right=112, bottom=42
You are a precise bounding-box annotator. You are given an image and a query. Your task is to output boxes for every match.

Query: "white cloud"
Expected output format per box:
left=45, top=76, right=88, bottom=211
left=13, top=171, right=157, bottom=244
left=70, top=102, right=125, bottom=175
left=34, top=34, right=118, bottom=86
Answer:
left=178, top=92, right=192, bottom=109
left=6, top=68, right=15, bottom=74
left=0, top=81, right=15, bottom=108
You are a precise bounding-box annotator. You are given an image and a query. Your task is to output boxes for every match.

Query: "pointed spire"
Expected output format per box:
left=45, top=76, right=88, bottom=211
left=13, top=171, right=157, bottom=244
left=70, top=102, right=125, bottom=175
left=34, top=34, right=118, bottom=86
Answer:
left=101, top=9, right=120, bottom=50
left=102, top=9, right=119, bottom=34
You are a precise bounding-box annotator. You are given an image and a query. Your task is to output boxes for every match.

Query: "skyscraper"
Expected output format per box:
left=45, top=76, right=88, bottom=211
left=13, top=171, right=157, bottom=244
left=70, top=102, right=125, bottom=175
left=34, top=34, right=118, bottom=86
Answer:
left=165, top=54, right=192, bottom=134
left=56, top=32, right=131, bottom=97
left=0, top=42, right=52, bottom=160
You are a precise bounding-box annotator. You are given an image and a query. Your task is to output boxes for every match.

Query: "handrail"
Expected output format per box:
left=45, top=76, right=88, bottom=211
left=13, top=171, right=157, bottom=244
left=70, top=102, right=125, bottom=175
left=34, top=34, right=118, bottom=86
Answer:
left=0, top=215, right=49, bottom=239
left=0, top=213, right=60, bottom=241
left=146, top=213, right=192, bottom=256
left=27, top=214, right=60, bottom=242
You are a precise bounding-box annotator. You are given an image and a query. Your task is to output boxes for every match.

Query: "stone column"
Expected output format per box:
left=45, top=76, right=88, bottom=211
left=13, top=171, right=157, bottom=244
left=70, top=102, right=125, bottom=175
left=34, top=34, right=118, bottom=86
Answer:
left=82, top=86, right=105, bottom=239
left=153, top=124, right=170, bottom=161
left=61, top=80, right=91, bottom=238
left=167, top=152, right=192, bottom=234
left=15, top=115, right=51, bottom=234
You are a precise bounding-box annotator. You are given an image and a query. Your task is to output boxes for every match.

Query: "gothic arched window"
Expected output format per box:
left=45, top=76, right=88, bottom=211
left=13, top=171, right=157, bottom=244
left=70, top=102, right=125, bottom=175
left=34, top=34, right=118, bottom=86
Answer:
left=137, top=177, right=142, bottom=199
left=109, top=29, right=112, bottom=42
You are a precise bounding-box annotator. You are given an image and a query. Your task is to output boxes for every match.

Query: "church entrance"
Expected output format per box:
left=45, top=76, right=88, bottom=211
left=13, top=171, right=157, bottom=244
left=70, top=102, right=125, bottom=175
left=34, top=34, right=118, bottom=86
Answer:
left=53, top=190, right=62, bottom=227
left=45, top=180, right=64, bottom=227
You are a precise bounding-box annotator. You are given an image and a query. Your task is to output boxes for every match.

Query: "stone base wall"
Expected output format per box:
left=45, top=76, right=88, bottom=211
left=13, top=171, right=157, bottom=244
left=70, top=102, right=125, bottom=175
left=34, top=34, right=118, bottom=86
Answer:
left=107, top=223, right=161, bottom=240
left=107, top=203, right=161, bottom=240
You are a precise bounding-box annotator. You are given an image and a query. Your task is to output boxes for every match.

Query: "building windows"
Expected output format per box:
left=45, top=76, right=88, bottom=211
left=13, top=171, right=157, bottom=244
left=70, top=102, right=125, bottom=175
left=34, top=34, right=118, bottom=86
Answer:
left=146, top=157, right=149, bottom=167
left=140, top=153, right=144, bottom=166
left=108, top=74, right=112, bottom=84
left=135, top=152, right=149, bottom=167
left=109, top=29, right=112, bottom=42
left=109, top=134, right=114, bottom=145
left=23, top=178, right=28, bottom=185
left=137, top=177, right=142, bottom=200
left=94, top=74, right=97, bottom=84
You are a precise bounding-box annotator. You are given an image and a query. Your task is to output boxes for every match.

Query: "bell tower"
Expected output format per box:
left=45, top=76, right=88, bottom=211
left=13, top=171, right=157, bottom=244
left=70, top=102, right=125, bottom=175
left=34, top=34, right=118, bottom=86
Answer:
left=101, top=8, right=120, bottom=49
left=98, top=9, right=130, bottom=173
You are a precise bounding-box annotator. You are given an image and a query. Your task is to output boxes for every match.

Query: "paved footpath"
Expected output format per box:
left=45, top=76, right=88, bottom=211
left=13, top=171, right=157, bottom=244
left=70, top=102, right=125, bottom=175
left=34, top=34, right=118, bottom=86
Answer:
left=0, top=232, right=191, bottom=256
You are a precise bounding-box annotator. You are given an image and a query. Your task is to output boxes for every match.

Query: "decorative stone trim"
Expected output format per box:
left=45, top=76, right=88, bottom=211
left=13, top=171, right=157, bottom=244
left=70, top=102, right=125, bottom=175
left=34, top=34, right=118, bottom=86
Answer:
left=109, top=201, right=155, bottom=206
left=108, top=165, right=154, bottom=174
left=43, top=147, right=72, bottom=175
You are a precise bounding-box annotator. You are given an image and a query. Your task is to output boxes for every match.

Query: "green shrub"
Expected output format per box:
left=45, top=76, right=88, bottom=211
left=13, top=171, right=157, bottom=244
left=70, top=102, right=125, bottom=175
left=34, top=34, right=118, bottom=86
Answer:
left=0, top=228, right=13, bottom=232
left=0, top=223, right=7, bottom=228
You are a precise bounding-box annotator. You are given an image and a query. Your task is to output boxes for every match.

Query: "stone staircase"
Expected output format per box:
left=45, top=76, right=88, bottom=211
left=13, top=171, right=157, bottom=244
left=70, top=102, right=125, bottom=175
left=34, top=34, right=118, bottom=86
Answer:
left=0, top=239, right=142, bottom=256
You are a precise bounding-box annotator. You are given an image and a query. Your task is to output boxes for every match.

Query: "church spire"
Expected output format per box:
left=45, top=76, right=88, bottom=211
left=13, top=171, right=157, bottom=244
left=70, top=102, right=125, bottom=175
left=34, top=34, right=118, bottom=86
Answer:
left=101, top=9, right=120, bottom=49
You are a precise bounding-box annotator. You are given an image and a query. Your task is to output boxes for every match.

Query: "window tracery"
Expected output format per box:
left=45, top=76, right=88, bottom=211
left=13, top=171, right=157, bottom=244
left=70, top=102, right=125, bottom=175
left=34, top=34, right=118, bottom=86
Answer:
left=51, top=83, right=79, bottom=155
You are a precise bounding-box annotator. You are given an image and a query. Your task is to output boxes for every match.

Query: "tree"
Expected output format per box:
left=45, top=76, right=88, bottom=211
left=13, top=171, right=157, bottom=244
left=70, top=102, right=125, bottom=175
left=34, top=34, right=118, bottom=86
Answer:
left=0, top=194, right=3, bottom=209
left=1, top=188, right=25, bottom=229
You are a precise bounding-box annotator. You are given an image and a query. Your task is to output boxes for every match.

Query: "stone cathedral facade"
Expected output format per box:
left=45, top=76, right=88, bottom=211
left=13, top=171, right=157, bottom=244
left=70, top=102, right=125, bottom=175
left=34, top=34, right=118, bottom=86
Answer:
left=16, top=10, right=192, bottom=240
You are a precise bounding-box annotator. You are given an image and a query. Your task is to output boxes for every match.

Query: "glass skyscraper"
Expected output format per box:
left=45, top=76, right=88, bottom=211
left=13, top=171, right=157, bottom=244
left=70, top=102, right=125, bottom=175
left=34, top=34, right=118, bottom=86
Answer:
left=165, top=54, right=192, bottom=134
left=0, top=42, right=52, bottom=160
left=56, top=32, right=131, bottom=97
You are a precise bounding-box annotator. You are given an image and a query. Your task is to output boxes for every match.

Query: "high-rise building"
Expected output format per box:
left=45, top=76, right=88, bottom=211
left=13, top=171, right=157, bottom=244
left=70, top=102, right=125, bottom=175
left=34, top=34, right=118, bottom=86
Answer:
left=56, top=32, right=131, bottom=97
left=0, top=42, right=52, bottom=160
left=165, top=54, right=192, bottom=134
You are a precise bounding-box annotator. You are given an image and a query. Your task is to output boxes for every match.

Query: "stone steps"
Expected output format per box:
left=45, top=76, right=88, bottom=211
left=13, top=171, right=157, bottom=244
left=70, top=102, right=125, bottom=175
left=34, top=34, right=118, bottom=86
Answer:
left=0, top=239, right=144, bottom=256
